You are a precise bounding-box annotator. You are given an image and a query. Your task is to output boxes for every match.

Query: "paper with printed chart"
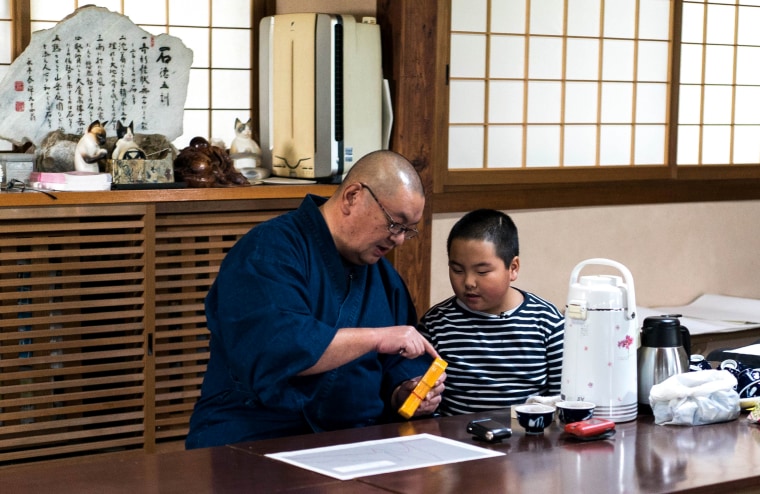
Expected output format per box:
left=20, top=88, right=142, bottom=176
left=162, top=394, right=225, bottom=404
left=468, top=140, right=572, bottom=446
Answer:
left=265, top=433, right=505, bottom=480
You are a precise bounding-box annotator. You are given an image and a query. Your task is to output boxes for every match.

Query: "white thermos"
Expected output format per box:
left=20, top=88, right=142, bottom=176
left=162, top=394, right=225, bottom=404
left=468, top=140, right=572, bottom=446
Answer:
left=561, top=258, right=639, bottom=422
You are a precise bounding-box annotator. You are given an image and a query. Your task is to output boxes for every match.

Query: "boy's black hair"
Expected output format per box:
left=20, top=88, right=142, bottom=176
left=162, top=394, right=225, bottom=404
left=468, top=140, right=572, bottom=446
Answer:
left=447, top=209, right=519, bottom=267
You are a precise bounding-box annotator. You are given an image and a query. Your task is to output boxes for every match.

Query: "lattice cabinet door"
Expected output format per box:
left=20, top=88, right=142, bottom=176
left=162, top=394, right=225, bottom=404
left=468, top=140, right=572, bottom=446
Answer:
left=0, top=204, right=149, bottom=464
left=151, top=207, right=293, bottom=446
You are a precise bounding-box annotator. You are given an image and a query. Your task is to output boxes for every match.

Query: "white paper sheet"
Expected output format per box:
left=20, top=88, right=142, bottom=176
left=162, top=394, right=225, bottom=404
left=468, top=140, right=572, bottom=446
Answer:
left=265, top=433, right=505, bottom=480
left=725, top=343, right=760, bottom=356
left=638, top=294, right=760, bottom=335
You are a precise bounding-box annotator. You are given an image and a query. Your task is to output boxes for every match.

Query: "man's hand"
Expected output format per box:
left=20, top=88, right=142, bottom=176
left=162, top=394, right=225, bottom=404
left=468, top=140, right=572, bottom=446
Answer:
left=392, top=372, right=447, bottom=416
left=374, top=325, right=439, bottom=359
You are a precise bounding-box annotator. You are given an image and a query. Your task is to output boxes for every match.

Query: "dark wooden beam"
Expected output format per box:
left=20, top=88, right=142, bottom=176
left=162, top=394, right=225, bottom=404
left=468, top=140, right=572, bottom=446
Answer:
left=377, top=0, right=445, bottom=315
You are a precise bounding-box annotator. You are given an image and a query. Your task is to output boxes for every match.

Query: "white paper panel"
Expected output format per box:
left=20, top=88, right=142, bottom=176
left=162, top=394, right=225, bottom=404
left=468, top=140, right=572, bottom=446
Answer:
left=634, top=125, right=666, bottom=165
left=526, top=125, right=560, bottom=166
left=527, top=81, right=561, bottom=123
left=0, top=0, right=8, bottom=18
left=212, top=69, right=251, bottom=109
left=679, top=44, right=704, bottom=84
left=678, top=85, right=703, bottom=125
left=449, top=80, right=486, bottom=123
left=529, top=0, right=564, bottom=35
left=702, top=85, right=733, bottom=124
left=30, top=0, right=75, bottom=20
left=736, top=46, right=760, bottom=85
left=734, top=86, right=760, bottom=124
left=125, top=0, right=168, bottom=24
left=566, top=38, right=599, bottom=80
left=212, top=0, right=252, bottom=28
left=567, top=0, right=601, bottom=37
left=184, top=68, right=210, bottom=107
left=487, top=126, right=524, bottom=168
left=212, top=28, right=251, bottom=69
left=565, top=82, right=598, bottom=123
left=604, top=0, right=636, bottom=39
left=638, top=0, right=672, bottom=40
left=737, top=6, right=760, bottom=45
left=599, top=125, right=632, bottom=165
left=450, top=34, right=487, bottom=78
left=169, top=27, right=209, bottom=67
left=489, top=81, right=524, bottom=123
left=681, top=3, right=706, bottom=44
left=451, top=0, right=487, bottom=32
left=489, top=35, right=525, bottom=79
left=563, top=125, right=597, bottom=166
left=706, top=4, right=736, bottom=45
left=528, top=36, right=563, bottom=79
left=637, top=41, right=669, bottom=82
left=636, top=83, right=667, bottom=124
left=601, top=82, right=633, bottom=123
left=703, top=45, right=734, bottom=85
left=0, top=21, right=8, bottom=64
left=677, top=125, right=700, bottom=164
left=491, top=0, right=526, bottom=33
left=448, top=126, right=485, bottom=169
left=701, top=125, right=731, bottom=164
left=733, top=126, right=760, bottom=163
left=602, top=40, right=634, bottom=81
left=169, top=0, right=209, bottom=26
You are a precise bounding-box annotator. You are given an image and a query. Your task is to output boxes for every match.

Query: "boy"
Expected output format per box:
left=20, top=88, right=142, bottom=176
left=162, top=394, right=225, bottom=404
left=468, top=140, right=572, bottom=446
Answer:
left=419, top=209, right=564, bottom=415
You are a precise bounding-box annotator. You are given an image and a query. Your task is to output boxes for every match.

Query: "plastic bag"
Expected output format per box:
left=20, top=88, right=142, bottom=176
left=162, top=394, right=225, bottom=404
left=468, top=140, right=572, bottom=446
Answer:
left=649, top=369, right=740, bottom=426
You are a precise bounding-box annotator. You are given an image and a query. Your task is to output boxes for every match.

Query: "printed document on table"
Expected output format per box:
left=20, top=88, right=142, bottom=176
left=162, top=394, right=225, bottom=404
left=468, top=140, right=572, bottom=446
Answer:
left=638, top=294, right=760, bottom=335
left=265, top=433, right=505, bottom=480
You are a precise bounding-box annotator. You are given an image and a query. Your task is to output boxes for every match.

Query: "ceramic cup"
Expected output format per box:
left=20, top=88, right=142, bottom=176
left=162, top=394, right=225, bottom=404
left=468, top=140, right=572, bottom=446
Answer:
left=689, top=354, right=712, bottom=372
left=555, top=401, right=596, bottom=424
left=515, top=404, right=555, bottom=435
left=737, top=368, right=760, bottom=399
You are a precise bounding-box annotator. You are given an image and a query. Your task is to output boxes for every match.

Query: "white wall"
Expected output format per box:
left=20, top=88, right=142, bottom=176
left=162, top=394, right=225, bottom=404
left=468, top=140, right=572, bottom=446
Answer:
left=430, top=200, right=760, bottom=311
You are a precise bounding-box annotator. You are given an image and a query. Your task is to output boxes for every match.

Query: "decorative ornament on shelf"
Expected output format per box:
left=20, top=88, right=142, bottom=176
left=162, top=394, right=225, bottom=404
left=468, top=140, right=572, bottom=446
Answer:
left=173, top=137, right=249, bottom=188
left=229, top=117, right=268, bottom=182
left=73, top=120, right=108, bottom=172
left=112, top=121, right=147, bottom=160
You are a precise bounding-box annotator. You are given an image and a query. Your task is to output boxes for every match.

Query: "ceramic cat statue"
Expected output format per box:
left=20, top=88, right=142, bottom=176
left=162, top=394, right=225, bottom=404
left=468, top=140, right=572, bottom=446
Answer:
left=229, top=117, right=268, bottom=180
left=74, top=120, right=108, bottom=172
left=112, top=121, right=147, bottom=160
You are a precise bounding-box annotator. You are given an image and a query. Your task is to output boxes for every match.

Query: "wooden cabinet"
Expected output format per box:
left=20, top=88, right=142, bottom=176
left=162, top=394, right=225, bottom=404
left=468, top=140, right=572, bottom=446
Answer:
left=0, top=186, right=334, bottom=464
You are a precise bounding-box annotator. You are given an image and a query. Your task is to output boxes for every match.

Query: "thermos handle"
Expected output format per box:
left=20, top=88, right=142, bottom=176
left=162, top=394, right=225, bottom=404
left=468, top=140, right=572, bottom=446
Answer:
left=680, top=325, right=691, bottom=357
left=569, top=258, right=637, bottom=321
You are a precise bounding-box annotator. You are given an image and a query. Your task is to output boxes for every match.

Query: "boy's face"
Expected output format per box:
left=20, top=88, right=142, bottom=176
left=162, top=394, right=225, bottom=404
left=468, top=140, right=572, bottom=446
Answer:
left=448, top=238, right=519, bottom=315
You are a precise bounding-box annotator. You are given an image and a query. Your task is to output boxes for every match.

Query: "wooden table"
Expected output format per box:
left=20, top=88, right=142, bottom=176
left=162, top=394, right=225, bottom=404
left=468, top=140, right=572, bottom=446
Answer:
left=2, top=410, right=759, bottom=493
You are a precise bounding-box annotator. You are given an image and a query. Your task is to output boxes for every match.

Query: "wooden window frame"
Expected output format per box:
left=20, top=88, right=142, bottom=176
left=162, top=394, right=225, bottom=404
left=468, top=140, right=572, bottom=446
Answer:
left=429, top=0, right=760, bottom=214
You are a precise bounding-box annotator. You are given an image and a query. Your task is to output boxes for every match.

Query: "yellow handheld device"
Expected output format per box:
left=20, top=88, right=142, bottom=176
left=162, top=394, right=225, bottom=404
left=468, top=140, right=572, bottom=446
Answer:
left=398, top=357, right=447, bottom=419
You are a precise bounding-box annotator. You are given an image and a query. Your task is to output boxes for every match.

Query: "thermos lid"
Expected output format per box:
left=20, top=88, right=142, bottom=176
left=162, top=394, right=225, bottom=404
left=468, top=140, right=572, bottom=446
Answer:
left=641, top=315, right=685, bottom=348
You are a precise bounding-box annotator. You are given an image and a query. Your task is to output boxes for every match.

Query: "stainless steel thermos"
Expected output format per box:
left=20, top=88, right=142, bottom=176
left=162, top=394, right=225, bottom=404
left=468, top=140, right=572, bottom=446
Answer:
left=637, top=315, right=691, bottom=408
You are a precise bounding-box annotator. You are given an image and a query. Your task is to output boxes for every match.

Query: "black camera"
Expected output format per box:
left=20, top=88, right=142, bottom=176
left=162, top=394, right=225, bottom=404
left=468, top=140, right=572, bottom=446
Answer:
left=466, top=418, right=512, bottom=442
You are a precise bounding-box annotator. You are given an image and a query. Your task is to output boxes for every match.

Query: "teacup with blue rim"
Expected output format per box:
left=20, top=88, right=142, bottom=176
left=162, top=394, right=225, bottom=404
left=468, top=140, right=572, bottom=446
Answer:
left=556, top=400, right=595, bottom=424
left=515, top=404, right=555, bottom=435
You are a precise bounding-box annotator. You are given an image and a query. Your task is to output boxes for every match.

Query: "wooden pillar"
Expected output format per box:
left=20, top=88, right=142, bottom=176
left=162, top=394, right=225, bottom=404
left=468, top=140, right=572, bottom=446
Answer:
left=377, top=0, right=447, bottom=316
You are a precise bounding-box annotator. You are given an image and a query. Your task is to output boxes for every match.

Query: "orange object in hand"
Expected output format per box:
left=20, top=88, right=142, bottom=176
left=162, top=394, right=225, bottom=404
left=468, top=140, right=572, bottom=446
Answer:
left=398, top=357, right=447, bottom=419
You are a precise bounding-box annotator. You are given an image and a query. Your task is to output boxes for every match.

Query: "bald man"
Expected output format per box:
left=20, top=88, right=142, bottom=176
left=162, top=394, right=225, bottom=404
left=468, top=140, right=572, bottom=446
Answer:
left=186, top=150, right=446, bottom=448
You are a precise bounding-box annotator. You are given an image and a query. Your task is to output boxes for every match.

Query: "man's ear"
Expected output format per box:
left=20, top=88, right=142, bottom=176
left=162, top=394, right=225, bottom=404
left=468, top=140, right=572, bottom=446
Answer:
left=340, top=183, right=363, bottom=214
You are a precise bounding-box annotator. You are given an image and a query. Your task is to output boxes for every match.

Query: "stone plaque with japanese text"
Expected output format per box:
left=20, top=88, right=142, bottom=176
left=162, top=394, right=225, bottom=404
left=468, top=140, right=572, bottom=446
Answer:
left=0, top=5, right=193, bottom=147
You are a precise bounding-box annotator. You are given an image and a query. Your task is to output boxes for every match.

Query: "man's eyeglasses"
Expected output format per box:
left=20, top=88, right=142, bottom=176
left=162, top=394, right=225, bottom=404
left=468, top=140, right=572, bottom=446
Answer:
left=360, top=183, right=418, bottom=240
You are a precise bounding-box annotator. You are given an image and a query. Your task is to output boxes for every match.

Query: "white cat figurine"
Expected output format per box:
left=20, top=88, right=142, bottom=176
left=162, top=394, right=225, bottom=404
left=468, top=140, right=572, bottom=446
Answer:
left=74, top=120, right=108, bottom=172
left=229, top=118, right=267, bottom=180
left=112, top=121, right=146, bottom=160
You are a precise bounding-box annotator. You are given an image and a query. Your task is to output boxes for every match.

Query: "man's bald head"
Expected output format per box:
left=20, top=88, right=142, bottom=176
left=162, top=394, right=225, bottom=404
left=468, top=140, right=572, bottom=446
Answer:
left=339, top=150, right=423, bottom=199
